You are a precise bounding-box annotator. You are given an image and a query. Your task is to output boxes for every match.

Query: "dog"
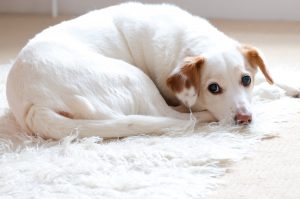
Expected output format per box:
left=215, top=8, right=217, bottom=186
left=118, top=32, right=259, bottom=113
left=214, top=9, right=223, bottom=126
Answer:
left=6, top=2, right=299, bottom=139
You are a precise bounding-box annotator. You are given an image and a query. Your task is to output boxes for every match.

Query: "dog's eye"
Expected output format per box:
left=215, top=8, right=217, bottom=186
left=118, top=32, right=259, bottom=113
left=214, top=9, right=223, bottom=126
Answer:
left=208, top=83, right=222, bottom=94
left=241, top=75, right=251, bottom=87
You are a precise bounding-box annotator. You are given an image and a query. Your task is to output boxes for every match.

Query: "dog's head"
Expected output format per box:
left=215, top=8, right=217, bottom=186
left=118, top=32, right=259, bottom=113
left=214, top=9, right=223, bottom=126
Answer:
left=167, top=45, right=273, bottom=124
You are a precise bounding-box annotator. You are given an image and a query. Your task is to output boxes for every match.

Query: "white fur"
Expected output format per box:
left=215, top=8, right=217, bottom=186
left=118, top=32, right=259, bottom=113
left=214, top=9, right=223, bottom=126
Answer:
left=176, top=86, right=197, bottom=107
left=6, top=2, right=299, bottom=139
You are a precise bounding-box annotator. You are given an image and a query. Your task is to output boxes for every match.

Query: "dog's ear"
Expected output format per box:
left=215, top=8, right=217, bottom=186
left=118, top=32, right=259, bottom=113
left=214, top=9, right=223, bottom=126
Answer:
left=241, top=45, right=274, bottom=84
left=166, top=56, right=205, bottom=94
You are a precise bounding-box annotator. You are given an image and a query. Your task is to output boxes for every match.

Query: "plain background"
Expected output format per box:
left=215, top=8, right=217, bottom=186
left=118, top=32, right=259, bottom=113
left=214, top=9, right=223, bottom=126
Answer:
left=0, top=0, right=300, bottom=21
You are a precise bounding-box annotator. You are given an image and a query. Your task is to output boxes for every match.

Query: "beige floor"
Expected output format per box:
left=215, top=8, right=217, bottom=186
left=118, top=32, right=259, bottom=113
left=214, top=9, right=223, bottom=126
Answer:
left=0, top=14, right=71, bottom=65
left=1, top=14, right=300, bottom=199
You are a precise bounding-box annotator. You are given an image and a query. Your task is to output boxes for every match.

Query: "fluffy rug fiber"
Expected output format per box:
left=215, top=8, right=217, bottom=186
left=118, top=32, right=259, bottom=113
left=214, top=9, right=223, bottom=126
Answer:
left=0, top=63, right=299, bottom=199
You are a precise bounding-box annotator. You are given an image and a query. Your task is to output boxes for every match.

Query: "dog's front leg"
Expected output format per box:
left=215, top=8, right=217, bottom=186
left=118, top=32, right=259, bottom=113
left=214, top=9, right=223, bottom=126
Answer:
left=172, top=105, right=217, bottom=123
left=192, top=110, right=217, bottom=123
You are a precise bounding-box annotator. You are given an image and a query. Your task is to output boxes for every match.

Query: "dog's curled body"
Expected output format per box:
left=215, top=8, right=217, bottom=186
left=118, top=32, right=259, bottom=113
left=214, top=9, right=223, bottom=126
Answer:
left=8, top=2, right=296, bottom=139
left=7, top=3, right=222, bottom=139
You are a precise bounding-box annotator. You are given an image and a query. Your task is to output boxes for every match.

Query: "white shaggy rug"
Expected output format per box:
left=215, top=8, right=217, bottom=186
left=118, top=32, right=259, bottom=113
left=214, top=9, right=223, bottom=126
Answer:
left=0, top=63, right=299, bottom=199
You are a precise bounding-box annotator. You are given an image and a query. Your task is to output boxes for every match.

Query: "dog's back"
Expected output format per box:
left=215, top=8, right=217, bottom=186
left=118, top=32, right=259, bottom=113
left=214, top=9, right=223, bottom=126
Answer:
left=7, top=3, right=209, bottom=139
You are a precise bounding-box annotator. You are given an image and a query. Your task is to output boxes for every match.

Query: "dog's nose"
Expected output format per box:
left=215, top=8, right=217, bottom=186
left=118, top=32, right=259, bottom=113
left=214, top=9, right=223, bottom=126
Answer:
left=235, top=112, right=252, bottom=125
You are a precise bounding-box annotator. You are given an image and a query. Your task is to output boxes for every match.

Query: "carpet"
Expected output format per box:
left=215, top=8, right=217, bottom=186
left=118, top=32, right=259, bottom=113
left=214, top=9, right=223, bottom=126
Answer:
left=0, top=63, right=299, bottom=199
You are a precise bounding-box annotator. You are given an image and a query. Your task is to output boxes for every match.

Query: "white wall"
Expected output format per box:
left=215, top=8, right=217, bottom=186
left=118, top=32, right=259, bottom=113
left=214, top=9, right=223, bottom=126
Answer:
left=1, top=0, right=300, bottom=21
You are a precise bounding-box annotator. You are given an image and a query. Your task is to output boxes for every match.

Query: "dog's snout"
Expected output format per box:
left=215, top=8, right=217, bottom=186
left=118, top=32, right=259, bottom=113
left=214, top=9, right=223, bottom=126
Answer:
left=235, top=112, right=252, bottom=125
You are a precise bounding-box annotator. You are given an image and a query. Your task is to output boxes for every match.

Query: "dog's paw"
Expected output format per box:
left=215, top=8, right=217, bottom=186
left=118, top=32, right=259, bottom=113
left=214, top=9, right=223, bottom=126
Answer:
left=286, top=88, right=300, bottom=98
left=293, top=89, right=300, bottom=98
left=276, top=83, right=300, bottom=98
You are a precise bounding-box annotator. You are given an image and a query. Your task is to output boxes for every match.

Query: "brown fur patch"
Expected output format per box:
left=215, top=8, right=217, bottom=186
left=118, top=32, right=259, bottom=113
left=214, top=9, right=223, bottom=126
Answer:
left=166, top=73, right=185, bottom=92
left=167, top=56, right=205, bottom=94
left=241, top=45, right=274, bottom=84
left=58, top=111, right=74, bottom=119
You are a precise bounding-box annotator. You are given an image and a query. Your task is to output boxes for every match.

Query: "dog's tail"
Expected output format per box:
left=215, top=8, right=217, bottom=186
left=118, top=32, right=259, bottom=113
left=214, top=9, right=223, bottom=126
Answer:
left=24, top=105, right=195, bottom=139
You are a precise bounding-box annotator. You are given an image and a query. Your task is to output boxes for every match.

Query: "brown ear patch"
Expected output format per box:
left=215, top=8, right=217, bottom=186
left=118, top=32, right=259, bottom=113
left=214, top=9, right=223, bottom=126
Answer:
left=166, top=73, right=185, bottom=92
left=241, top=45, right=274, bottom=84
left=167, top=56, right=205, bottom=94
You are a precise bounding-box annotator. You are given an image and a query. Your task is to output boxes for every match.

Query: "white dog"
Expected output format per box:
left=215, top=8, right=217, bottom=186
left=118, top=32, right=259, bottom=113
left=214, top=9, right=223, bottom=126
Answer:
left=6, top=2, right=299, bottom=139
